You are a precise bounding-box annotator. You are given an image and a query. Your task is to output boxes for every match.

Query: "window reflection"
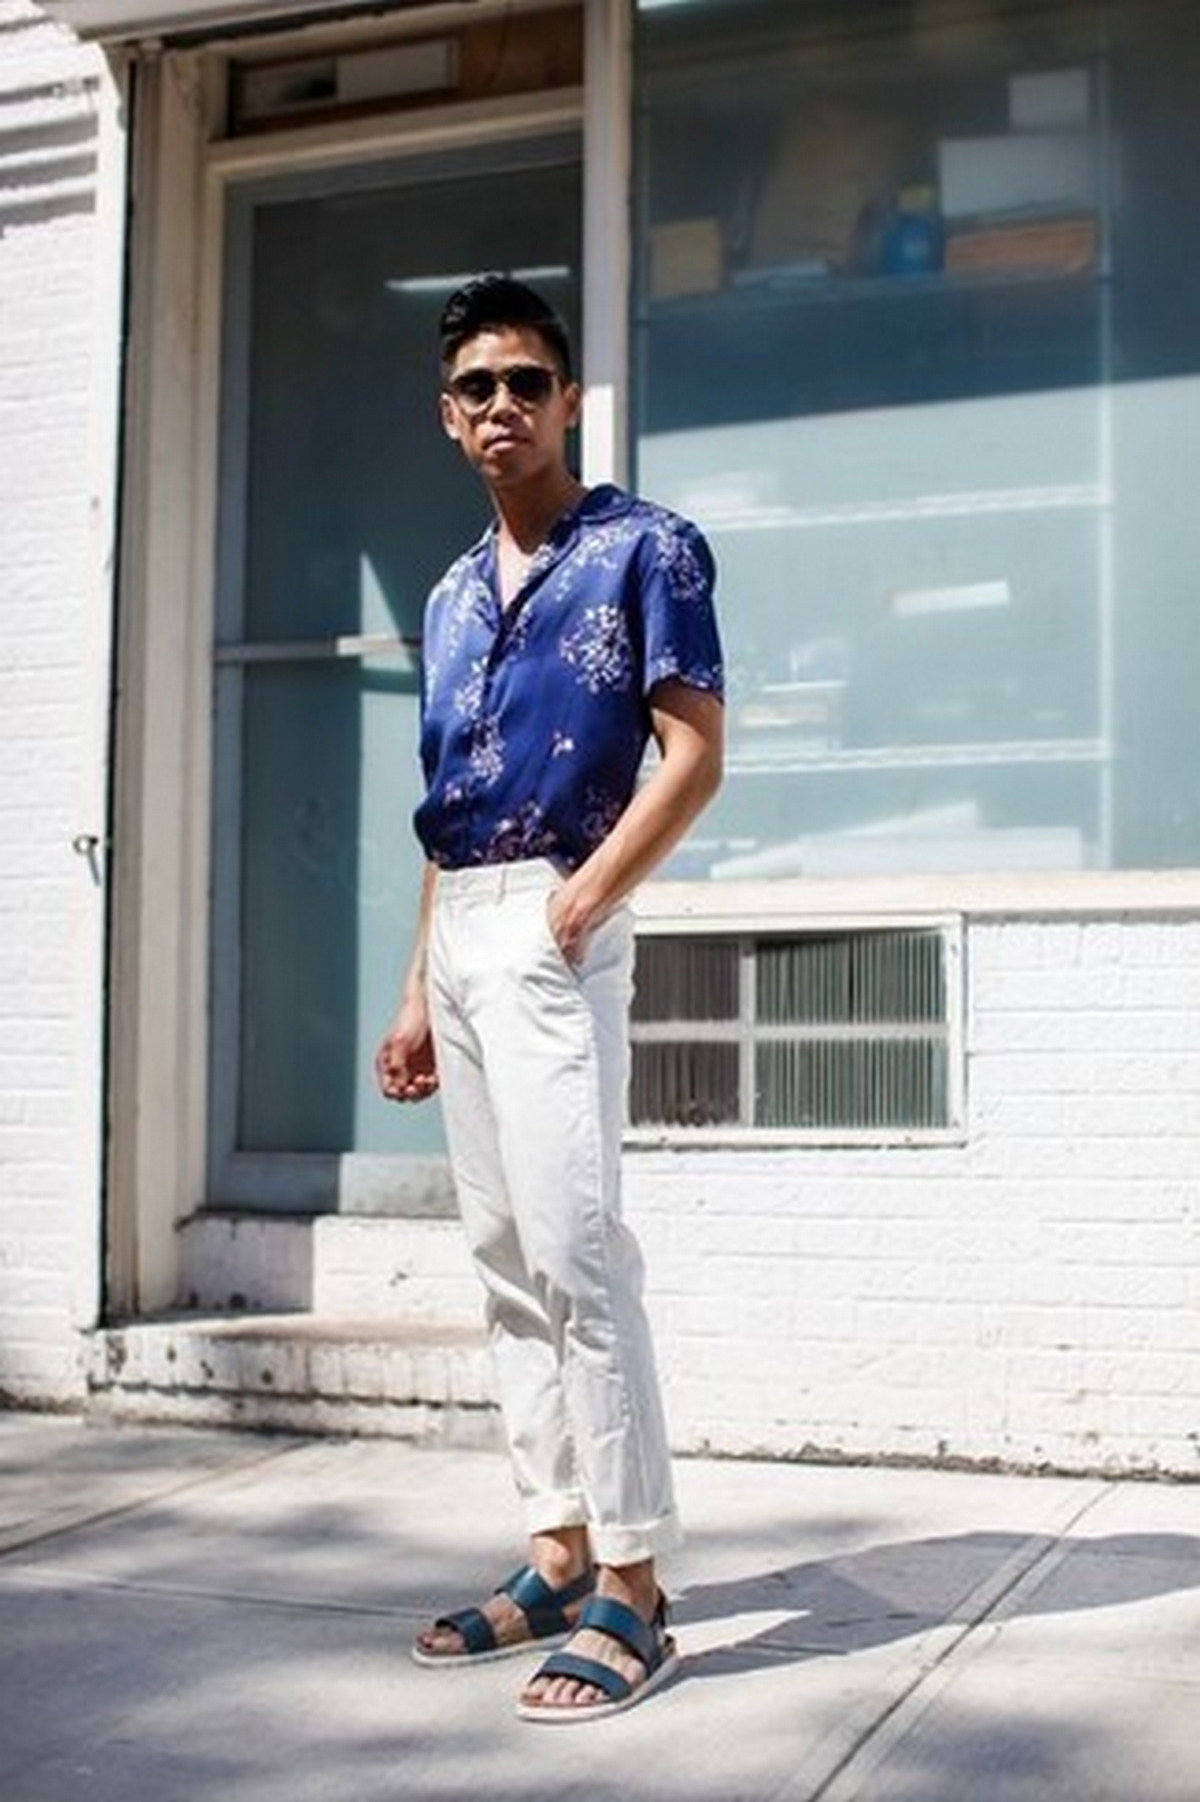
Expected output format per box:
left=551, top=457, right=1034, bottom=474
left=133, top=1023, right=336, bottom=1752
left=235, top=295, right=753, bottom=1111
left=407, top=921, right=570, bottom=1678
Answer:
left=634, top=0, right=1200, bottom=875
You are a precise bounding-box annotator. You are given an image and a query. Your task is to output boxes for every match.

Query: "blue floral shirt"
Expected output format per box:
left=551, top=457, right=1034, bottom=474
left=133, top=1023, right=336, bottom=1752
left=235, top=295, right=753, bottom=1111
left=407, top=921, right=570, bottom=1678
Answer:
left=414, top=483, right=723, bottom=871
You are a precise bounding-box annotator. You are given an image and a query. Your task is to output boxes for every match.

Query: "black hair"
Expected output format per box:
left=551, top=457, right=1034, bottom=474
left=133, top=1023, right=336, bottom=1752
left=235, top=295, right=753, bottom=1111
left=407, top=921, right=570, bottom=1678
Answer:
left=438, top=274, right=573, bottom=382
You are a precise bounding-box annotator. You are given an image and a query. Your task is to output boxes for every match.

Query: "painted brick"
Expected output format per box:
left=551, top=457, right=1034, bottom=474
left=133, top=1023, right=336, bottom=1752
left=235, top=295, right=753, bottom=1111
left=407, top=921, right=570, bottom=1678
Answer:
left=621, top=913, right=1200, bottom=1473
left=0, top=7, right=103, bottom=1405
left=312, top=1217, right=481, bottom=1321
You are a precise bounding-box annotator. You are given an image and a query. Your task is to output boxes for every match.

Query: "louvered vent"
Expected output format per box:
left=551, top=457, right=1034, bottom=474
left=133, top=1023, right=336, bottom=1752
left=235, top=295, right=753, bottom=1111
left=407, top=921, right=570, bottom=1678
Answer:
left=630, top=925, right=958, bottom=1138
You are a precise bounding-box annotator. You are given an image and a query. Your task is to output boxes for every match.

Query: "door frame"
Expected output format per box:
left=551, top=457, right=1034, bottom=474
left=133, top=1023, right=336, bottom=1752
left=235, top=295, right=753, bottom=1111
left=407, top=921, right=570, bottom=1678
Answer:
left=105, top=0, right=631, bottom=1314
left=67, top=53, right=129, bottom=1334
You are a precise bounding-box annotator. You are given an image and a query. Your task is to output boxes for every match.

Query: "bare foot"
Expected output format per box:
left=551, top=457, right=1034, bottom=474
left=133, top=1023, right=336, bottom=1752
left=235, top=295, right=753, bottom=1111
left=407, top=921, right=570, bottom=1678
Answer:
left=415, top=1529, right=592, bottom=1662
left=416, top=1589, right=535, bottom=1660
left=520, top=1560, right=666, bottom=1713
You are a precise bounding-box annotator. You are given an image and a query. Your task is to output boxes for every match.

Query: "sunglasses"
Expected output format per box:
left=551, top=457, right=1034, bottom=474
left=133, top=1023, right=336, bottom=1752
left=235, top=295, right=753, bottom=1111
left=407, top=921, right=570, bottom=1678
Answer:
left=445, top=363, right=560, bottom=414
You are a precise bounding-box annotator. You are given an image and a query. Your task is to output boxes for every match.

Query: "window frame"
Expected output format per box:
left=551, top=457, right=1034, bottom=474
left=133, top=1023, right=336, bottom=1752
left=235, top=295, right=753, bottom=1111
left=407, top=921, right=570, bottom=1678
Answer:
left=102, top=2, right=621, bottom=1307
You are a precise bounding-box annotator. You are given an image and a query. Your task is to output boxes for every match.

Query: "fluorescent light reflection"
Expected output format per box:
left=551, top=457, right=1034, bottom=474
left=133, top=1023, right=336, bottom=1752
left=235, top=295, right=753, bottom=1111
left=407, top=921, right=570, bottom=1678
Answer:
left=385, top=264, right=572, bottom=296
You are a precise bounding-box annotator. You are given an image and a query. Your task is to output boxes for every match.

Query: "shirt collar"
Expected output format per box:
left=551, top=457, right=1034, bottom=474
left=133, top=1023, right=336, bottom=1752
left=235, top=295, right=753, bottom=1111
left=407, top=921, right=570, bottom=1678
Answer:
left=466, top=483, right=630, bottom=566
left=463, top=484, right=631, bottom=608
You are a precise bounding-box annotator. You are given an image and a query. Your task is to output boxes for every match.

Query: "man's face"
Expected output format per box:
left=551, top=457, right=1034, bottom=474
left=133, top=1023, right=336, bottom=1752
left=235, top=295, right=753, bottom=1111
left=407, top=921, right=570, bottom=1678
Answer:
left=441, top=325, right=581, bottom=488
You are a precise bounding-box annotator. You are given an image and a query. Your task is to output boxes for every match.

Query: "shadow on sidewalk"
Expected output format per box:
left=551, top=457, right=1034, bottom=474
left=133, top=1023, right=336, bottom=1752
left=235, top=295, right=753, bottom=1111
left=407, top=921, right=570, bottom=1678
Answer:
left=670, top=1528, right=1200, bottom=1679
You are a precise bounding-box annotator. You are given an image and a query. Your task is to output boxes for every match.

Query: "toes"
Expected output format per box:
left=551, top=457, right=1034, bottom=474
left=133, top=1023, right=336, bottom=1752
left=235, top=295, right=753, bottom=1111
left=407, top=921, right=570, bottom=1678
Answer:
left=524, top=1675, right=603, bottom=1710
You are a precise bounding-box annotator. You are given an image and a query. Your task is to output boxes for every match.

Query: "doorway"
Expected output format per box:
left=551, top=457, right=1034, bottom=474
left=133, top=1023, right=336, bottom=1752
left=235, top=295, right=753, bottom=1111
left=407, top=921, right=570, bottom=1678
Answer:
left=209, top=134, right=583, bottom=1212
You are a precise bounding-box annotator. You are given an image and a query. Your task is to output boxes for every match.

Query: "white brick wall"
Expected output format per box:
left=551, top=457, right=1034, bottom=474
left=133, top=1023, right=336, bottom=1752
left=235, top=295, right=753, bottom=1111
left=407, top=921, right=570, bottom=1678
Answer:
left=1, top=7, right=1198, bottom=1479
left=628, top=916, right=1200, bottom=1477
left=0, top=4, right=104, bottom=1403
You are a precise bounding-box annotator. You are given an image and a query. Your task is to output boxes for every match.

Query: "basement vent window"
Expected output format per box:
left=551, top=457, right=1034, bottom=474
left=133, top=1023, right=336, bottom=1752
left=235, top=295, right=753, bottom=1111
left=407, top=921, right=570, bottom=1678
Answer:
left=628, top=922, right=962, bottom=1144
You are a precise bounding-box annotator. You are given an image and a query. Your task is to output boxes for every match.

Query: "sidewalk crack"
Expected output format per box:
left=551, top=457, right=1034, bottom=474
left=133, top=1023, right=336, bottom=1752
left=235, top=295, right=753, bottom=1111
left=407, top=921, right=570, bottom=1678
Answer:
left=775, top=1481, right=1113, bottom=1802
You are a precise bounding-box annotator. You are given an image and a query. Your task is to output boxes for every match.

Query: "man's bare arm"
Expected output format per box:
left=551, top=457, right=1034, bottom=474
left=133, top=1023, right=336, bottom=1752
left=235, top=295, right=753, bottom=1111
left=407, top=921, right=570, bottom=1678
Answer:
left=375, top=861, right=440, bottom=1102
left=548, top=680, right=724, bottom=963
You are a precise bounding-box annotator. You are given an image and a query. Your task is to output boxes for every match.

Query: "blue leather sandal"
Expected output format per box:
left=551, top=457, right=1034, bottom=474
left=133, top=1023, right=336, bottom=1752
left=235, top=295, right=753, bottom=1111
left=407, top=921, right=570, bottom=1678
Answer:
left=411, top=1563, right=596, bottom=1667
left=516, top=1591, right=679, bottom=1722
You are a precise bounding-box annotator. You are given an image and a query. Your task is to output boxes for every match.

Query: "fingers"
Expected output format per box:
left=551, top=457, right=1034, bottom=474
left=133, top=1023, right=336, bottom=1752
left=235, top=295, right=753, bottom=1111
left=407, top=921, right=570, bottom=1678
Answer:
left=545, top=890, right=588, bottom=966
left=385, top=1072, right=440, bottom=1103
left=377, top=1060, right=437, bottom=1102
left=375, top=1036, right=439, bottom=1104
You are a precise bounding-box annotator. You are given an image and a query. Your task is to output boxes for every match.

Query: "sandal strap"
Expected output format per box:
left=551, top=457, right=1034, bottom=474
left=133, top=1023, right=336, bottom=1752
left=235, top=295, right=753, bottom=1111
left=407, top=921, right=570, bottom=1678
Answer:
left=571, top=1594, right=666, bottom=1674
left=430, top=1565, right=596, bottom=1660
left=499, top=1564, right=596, bottom=1637
left=531, top=1648, right=633, bottom=1703
left=432, top=1604, right=495, bottom=1655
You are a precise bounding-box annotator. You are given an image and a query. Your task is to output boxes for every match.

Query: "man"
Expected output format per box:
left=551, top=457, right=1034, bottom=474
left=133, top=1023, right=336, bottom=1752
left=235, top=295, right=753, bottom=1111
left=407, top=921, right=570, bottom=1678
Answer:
left=375, top=275, right=723, bottom=1722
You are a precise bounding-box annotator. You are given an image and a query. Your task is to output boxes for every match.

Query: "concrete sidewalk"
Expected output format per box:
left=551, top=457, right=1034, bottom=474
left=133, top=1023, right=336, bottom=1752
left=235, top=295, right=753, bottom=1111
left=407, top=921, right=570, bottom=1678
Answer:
left=2, top=1413, right=1199, bottom=1801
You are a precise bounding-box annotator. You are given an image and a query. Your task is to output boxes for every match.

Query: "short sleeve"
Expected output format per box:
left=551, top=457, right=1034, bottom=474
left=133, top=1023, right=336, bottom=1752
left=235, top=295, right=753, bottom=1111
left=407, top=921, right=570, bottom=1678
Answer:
left=636, top=512, right=724, bottom=702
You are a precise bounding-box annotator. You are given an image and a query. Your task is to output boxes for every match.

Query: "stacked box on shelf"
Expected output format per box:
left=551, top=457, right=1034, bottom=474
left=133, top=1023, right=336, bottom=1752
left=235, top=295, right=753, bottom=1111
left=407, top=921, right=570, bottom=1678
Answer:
left=945, top=213, right=1097, bottom=275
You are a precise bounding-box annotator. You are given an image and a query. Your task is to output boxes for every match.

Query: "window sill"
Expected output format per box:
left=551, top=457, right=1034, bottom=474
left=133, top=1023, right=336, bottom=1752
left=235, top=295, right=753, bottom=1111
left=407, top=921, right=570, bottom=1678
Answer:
left=633, top=869, right=1200, bottom=930
left=623, top=1125, right=967, bottom=1151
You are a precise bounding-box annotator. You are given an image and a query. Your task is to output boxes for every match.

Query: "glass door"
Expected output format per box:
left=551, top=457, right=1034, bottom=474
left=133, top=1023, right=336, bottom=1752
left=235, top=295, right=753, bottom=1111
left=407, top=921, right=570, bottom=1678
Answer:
left=210, top=135, right=582, bottom=1210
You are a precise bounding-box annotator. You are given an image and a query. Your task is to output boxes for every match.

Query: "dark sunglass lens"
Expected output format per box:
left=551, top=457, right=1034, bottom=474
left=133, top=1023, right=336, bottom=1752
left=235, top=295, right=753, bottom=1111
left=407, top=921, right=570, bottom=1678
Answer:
left=449, top=365, right=557, bottom=411
left=452, top=370, right=497, bottom=407
left=506, top=366, right=556, bottom=405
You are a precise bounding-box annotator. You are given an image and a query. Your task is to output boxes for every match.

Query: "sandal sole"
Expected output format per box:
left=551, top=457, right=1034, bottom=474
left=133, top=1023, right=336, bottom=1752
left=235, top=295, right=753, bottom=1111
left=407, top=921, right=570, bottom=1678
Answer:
left=412, top=1629, right=571, bottom=1669
left=515, top=1642, right=680, bottom=1723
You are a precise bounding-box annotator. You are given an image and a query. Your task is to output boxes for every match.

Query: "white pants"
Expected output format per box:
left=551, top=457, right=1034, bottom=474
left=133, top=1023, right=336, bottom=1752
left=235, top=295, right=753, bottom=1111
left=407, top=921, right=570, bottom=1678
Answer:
left=428, top=859, right=680, bottom=1567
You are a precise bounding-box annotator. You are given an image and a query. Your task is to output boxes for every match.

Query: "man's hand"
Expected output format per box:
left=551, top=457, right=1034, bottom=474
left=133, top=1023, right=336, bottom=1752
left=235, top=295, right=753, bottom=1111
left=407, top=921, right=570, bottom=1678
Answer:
left=375, top=995, right=439, bottom=1103
left=546, top=881, right=592, bottom=966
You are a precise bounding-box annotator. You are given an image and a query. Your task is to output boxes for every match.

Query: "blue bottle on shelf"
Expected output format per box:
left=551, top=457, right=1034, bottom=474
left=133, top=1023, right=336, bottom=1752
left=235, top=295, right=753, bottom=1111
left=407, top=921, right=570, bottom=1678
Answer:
left=882, top=185, right=944, bottom=277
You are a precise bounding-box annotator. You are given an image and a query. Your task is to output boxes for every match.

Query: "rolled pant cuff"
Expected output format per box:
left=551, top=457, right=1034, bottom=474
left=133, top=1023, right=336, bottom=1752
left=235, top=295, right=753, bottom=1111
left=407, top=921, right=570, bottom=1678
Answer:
left=590, top=1510, right=684, bottom=1568
left=524, top=1492, right=591, bottom=1537
left=522, top=1499, right=683, bottom=1566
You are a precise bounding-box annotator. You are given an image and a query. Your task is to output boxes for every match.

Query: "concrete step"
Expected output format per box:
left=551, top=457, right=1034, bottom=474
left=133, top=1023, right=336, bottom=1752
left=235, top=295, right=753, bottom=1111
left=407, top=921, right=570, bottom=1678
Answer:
left=177, top=1212, right=480, bottom=1320
left=85, top=1313, right=500, bottom=1446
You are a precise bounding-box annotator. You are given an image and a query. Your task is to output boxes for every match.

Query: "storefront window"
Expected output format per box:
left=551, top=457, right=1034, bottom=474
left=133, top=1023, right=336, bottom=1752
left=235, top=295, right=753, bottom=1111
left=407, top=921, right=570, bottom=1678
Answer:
left=633, top=0, right=1200, bottom=876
